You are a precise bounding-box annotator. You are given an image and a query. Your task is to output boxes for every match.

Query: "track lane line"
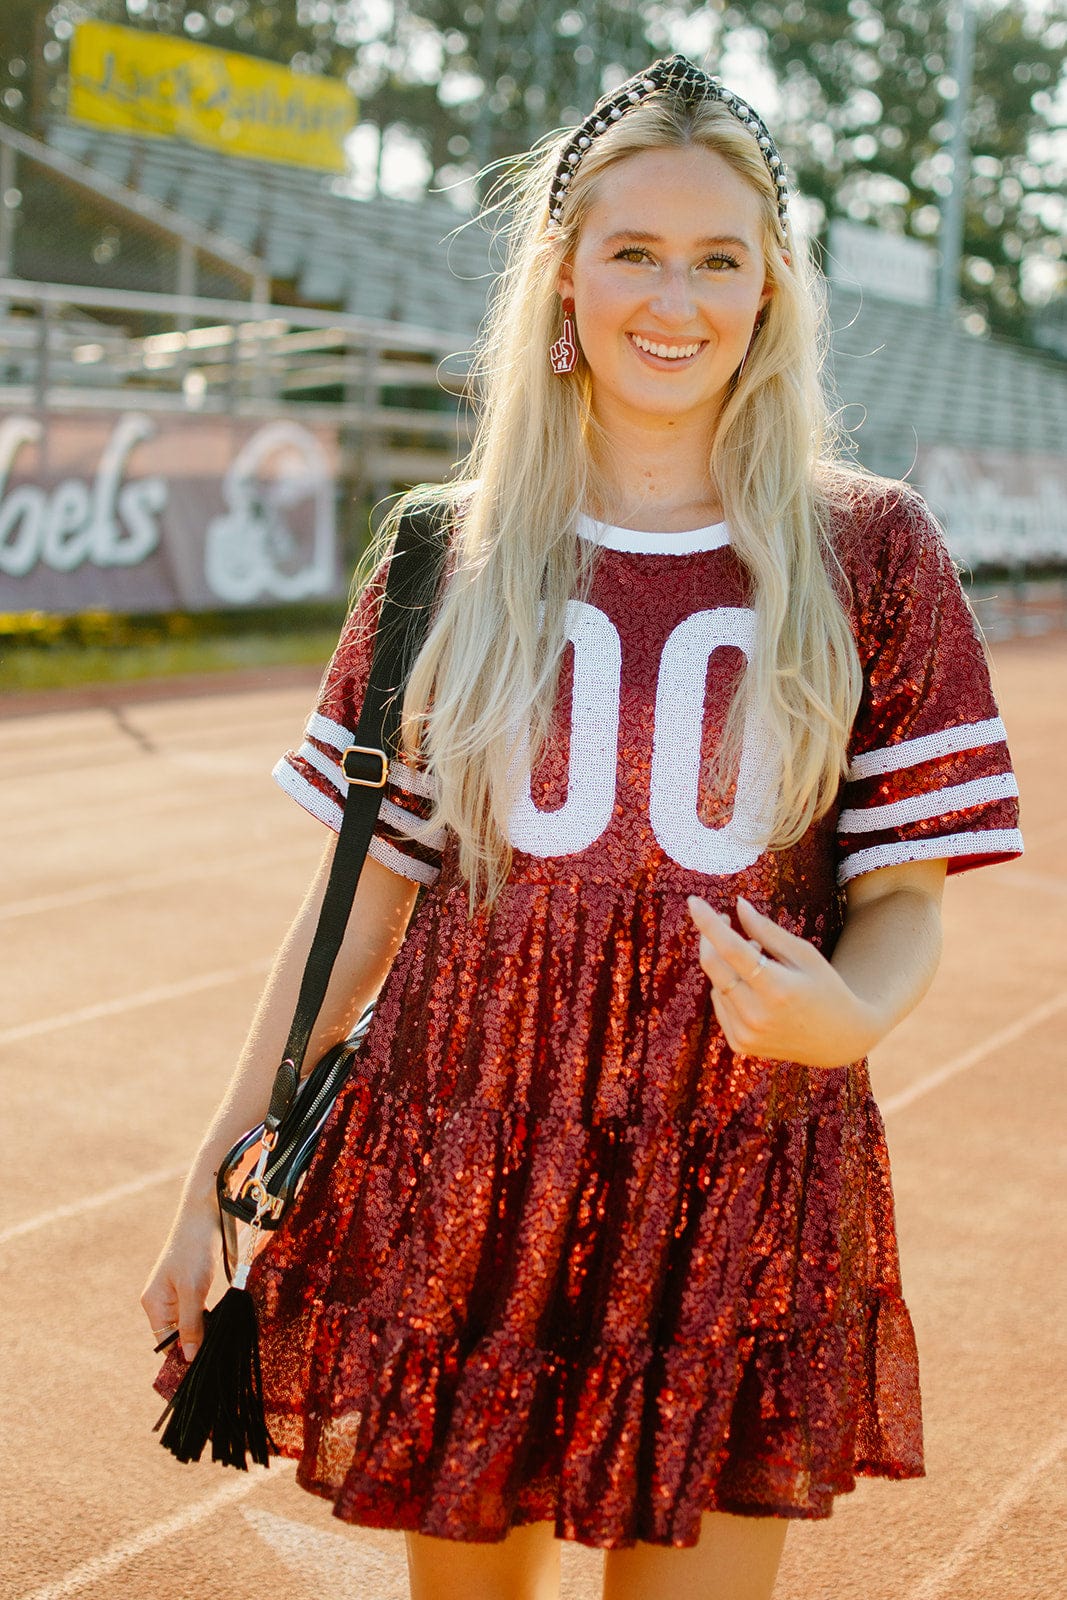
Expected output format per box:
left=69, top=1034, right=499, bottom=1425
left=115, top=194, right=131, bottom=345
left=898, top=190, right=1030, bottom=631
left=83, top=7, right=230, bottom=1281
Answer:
left=880, top=990, right=1067, bottom=1117
left=17, top=1475, right=271, bottom=1600
left=996, top=866, right=1067, bottom=898
left=5, top=989, right=1063, bottom=1242
left=905, top=1425, right=1067, bottom=1600
left=0, top=781, right=274, bottom=841
left=1013, top=813, right=1067, bottom=848
left=0, top=960, right=271, bottom=1048
left=0, top=1165, right=187, bottom=1247
left=0, top=844, right=311, bottom=922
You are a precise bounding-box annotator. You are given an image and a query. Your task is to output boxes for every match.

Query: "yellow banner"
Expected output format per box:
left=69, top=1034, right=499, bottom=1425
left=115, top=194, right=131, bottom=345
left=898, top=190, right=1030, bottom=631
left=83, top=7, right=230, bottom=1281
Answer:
left=68, top=21, right=356, bottom=172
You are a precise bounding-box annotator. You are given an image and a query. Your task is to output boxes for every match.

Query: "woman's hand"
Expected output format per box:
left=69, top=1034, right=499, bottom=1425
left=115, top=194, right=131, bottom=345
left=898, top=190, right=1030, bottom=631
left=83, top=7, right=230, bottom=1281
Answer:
left=138, top=848, right=420, bottom=1362
left=687, top=861, right=946, bottom=1070
left=687, top=894, right=881, bottom=1069
left=140, top=1202, right=220, bottom=1363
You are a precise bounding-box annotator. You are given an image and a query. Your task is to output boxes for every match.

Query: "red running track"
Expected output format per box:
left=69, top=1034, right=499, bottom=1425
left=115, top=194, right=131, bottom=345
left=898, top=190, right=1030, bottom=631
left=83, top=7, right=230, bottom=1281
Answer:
left=1, top=638, right=1064, bottom=1600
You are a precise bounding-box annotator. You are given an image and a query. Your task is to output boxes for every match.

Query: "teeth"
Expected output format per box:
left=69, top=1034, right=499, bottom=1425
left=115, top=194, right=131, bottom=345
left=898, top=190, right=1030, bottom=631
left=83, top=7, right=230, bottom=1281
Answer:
left=631, top=335, right=701, bottom=359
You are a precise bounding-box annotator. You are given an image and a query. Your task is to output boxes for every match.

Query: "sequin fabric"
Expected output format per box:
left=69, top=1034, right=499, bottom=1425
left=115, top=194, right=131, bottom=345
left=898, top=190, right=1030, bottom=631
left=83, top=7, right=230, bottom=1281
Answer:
left=157, top=481, right=1020, bottom=1547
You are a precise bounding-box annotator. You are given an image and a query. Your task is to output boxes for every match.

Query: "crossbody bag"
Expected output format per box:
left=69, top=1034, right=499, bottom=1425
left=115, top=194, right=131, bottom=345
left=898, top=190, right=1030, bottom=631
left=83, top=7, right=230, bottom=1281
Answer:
left=154, top=506, right=448, bottom=1469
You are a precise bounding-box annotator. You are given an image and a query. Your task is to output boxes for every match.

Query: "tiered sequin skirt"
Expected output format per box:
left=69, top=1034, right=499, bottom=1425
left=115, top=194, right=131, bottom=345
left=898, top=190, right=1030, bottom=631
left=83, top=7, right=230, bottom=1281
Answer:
left=161, top=875, right=924, bottom=1547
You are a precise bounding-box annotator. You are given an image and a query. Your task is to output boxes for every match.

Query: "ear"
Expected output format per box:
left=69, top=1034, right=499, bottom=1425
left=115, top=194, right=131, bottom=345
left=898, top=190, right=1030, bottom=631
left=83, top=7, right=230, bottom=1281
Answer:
left=557, top=259, right=575, bottom=300
left=758, top=251, right=787, bottom=314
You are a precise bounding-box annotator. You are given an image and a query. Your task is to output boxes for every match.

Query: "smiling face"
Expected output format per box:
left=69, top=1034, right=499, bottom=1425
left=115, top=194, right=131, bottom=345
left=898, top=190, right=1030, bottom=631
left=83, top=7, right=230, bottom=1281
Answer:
left=558, top=144, right=772, bottom=436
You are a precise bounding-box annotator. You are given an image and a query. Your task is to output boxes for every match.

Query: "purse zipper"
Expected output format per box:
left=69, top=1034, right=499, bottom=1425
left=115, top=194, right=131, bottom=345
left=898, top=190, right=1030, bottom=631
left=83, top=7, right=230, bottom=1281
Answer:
left=261, top=1058, right=348, bottom=1189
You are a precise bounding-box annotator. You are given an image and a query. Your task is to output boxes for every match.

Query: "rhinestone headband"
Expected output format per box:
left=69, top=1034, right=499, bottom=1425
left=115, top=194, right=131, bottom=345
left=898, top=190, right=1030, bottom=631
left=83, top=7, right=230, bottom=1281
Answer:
left=547, top=54, right=790, bottom=242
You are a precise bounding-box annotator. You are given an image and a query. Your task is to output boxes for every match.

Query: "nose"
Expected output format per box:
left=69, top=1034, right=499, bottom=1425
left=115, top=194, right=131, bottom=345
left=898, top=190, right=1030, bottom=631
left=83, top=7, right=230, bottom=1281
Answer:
left=648, top=266, right=698, bottom=323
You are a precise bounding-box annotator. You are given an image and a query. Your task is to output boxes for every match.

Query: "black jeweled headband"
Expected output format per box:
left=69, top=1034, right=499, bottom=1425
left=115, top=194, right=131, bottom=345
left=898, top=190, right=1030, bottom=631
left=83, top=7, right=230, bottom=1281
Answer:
left=547, top=54, right=790, bottom=241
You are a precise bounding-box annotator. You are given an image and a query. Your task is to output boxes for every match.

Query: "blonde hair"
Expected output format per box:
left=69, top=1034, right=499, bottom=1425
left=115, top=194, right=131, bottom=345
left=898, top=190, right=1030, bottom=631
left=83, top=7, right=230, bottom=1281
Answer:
left=368, top=92, right=873, bottom=908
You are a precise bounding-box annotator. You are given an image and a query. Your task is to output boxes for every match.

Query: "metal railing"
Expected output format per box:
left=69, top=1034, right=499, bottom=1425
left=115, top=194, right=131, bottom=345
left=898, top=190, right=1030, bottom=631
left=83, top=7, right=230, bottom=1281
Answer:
left=0, top=120, right=271, bottom=304
left=0, top=280, right=477, bottom=493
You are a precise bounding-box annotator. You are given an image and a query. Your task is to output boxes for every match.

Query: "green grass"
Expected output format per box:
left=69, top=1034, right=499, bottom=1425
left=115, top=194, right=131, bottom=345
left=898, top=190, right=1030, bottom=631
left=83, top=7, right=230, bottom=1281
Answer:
left=0, top=607, right=348, bottom=693
left=0, top=632, right=343, bottom=692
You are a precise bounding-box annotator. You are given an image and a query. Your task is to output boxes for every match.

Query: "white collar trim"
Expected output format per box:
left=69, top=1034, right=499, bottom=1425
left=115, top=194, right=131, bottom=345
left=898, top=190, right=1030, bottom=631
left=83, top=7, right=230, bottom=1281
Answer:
left=577, top=512, right=730, bottom=554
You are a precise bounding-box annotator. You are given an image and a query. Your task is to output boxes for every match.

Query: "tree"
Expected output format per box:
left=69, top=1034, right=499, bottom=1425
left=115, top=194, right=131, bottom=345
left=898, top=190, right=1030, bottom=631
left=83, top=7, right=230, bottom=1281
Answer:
left=3, top=0, right=1063, bottom=344
left=1, top=0, right=361, bottom=135
left=1, top=2, right=701, bottom=184
left=739, top=0, right=1066, bottom=340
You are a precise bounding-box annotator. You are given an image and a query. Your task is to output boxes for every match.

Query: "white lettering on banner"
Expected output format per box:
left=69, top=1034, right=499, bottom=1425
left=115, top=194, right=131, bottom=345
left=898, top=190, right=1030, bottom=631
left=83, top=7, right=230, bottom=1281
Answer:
left=0, top=414, right=166, bottom=577
left=918, top=446, right=1067, bottom=567
left=508, top=600, right=772, bottom=873
left=204, top=421, right=335, bottom=602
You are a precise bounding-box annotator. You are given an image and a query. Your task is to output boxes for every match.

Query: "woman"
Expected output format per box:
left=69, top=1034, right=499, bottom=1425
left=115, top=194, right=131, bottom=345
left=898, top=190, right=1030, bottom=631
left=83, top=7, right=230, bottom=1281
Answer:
left=144, top=56, right=1022, bottom=1600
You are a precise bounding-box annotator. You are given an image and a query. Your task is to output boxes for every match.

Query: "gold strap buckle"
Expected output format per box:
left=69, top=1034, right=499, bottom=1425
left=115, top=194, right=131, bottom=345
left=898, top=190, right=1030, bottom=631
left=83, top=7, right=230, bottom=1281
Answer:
left=341, top=745, right=389, bottom=787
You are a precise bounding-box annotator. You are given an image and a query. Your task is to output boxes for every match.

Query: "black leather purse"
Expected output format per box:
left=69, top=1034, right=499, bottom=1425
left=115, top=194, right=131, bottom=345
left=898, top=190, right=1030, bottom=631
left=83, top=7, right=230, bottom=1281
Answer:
left=156, top=507, right=447, bottom=1468
left=215, top=1008, right=374, bottom=1281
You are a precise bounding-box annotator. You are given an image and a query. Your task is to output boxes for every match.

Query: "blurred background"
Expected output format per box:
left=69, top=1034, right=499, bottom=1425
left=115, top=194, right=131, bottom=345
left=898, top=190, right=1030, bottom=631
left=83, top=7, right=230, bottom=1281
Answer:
left=0, top=0, right=1065, bottom=690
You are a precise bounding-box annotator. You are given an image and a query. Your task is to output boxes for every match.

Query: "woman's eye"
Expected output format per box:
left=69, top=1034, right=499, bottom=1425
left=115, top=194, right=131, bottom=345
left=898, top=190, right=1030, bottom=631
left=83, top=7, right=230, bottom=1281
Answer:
left=610, top=247, right=741, bottom=270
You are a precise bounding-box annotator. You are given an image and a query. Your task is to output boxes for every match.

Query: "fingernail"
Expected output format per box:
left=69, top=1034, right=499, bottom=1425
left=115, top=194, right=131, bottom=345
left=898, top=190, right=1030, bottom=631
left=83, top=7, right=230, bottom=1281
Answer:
left=182, top=1343, right=199, bottom=1362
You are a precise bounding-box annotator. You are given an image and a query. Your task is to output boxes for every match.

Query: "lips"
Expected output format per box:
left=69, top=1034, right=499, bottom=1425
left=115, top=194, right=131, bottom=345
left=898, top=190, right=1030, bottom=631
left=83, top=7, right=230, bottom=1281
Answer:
left=627, top=332, right=706, bottom=364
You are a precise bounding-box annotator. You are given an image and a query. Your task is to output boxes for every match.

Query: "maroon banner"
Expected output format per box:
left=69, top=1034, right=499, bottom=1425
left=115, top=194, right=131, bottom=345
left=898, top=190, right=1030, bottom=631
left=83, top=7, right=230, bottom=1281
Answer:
left=916, top=446, right=1067, bottom=569
left=0, top=410, right=341, bottom=612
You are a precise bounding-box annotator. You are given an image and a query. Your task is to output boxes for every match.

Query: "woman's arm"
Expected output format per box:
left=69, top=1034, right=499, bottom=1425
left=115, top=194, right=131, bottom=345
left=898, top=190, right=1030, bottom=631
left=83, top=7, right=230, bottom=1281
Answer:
left=141, top=841, right=418, bottom=1356
left=687, top=857, right=947, bottom=1070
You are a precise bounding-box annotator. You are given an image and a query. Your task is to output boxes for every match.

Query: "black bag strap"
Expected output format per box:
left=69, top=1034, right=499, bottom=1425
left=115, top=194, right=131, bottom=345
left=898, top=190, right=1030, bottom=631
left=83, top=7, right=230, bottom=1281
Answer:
left=266, top=508, right=447, bottom=1127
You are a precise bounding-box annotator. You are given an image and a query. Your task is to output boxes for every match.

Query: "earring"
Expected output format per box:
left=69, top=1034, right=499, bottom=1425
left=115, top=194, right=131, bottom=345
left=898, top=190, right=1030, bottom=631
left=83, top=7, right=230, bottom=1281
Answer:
left=550, top=298, right=578, bottom=374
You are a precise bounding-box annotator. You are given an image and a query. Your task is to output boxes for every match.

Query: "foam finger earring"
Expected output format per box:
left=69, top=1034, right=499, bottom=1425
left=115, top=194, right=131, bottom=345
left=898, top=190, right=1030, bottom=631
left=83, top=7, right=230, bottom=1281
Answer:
left=551, top=298, right=579, bottom=374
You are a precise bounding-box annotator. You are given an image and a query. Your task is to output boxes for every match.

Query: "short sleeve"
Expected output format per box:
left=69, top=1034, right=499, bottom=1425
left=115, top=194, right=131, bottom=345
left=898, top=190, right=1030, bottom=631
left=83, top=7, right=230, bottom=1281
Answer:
left=271, top=552, right=445, bottom=887
left=836, top=493, right=1023, bottom=886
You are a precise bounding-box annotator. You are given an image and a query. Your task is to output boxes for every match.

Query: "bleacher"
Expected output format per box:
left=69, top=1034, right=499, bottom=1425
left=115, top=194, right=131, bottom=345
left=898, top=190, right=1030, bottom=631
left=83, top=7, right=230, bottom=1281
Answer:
left=826, top=285, right=1067, bottom=479
left=2, top=115, right=1063, bottom=574
left=42, top=121, right=493, bottom=334
left=28, top=120, right=1067, bottom=493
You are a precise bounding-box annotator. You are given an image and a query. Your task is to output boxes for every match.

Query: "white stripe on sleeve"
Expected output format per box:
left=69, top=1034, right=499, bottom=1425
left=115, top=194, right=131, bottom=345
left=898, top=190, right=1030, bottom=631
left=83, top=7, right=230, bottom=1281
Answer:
left=838, top=772, right=1019, bottom=834
left=387, top=757, right=435, bottom=799
left=847, top=716, right=1008, bottom=781
left=305, top=719, right=434, bottom=801
left=306, top=711, right=355, bottom=753
left=297, top=740, right=346, bottom=798
left=274, top=756, right=442, bottom=882
left=377, top=794, right=447, bottom=850
left=837, top=827, right=1024, bottom=884
left=367, top=833, right=441, bottom=886
left=272, top=757, right=344, bottom=831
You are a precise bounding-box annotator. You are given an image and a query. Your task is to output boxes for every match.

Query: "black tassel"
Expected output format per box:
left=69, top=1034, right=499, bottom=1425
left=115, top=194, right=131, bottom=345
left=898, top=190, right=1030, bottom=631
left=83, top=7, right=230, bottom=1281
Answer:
left=154, top=1288, right=276, bottom=1469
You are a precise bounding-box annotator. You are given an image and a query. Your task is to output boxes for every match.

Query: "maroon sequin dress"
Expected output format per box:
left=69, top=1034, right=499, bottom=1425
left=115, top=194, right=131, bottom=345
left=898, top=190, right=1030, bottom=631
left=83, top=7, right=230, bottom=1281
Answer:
left=163, top=482, right=1021, bottom=1546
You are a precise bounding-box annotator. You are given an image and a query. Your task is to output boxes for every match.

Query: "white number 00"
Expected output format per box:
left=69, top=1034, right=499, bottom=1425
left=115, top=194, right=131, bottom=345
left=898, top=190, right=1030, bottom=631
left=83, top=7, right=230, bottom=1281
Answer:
left=507, top=599, right=774, bottom=876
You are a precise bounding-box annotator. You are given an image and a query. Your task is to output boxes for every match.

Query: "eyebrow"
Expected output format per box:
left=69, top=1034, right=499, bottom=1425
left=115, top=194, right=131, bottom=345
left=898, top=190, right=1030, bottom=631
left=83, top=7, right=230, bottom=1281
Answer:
left=602, top=230, right=754, bottom=252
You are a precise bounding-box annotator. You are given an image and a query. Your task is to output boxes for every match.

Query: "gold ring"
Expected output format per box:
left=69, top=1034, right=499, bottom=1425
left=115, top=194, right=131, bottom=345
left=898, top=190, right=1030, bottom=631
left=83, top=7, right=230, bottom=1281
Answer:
left=747, top=953, right=769, bottom=982
left=152, top=1324, right=179, bottom=1339
left=719, top=974, right=741, bottom=996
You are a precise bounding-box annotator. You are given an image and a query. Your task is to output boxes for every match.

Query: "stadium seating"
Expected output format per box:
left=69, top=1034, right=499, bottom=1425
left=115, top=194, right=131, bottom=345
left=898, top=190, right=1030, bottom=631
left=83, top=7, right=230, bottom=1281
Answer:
left=10, top=117, right=1065, bottom=554
left=826, top=285, right=1066, bottom=477
left=42, top=121, right=493, bottom=336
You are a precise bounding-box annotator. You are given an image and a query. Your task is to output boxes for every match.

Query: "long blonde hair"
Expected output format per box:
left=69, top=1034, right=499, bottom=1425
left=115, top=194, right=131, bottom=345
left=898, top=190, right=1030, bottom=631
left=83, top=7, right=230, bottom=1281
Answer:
left=369, top=93, right=870, bottom=908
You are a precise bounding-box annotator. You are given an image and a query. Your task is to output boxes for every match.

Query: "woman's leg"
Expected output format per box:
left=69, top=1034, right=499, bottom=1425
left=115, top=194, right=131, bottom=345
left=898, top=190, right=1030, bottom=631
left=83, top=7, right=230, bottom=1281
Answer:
left=405, top=1520, right=561, bottom=1600
left=602, top=1511, right=787, bottom=1600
